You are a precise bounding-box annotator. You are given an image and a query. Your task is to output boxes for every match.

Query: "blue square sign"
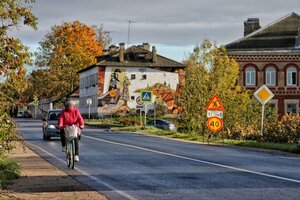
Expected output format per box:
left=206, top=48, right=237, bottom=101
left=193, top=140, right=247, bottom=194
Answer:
left=140, top=90, right=153, bottom=104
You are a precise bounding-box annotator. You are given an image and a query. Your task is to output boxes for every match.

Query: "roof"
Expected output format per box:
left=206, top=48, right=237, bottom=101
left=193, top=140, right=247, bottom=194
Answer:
left=67, top=87, right=79, bottom=98
left=226, top=12, right=300, bottom=52
left=78, top=45, right=185, bottom=73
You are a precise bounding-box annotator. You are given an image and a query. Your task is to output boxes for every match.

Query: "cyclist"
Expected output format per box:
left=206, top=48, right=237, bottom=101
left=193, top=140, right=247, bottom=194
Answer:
left=58, top=101, right=84, bottom=162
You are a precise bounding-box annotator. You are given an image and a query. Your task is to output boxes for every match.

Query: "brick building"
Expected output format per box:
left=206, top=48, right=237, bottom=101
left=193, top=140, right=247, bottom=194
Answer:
left=226, top=12, right=300, bottom=115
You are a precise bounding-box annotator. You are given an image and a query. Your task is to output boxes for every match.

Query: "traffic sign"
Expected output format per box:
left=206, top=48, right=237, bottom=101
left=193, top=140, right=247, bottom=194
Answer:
left=140, top=90, right=153, bottom=104
left=206, top=95, right=224, bottom=111
left=136, top=96, right=144, bottom=105
left=254, top=84, right=274, bottom=105
left=207, top=117, right=223, bottom=132
left=109, top=89, right=117, bottom=98
left=86, top=98, right=92, bottom=105
left=207, top=110, right=223, bottom=119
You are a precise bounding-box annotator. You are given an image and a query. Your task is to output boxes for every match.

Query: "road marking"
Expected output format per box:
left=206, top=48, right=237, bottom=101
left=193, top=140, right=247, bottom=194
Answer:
left=83, top=135, right=300, bottom=184
left=26, top=141, right=138, bottom=200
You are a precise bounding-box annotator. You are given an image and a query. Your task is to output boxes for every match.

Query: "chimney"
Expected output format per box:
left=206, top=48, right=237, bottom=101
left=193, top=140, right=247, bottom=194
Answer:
left=244, top=18, right=261, bottom=36
left=152, top=46, right=157, bottom=63
left=109, top=45, right=118, bottom=54
left=142, top=43, right=150, bottom=51
left=119, top=43, right=125, bottom=62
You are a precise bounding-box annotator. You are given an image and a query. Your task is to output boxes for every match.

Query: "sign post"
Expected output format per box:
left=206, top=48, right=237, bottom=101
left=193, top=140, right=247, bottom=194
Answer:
left=33, top=96, right=39, bottom=118
left=205, top=95, right=224, bottom=134
left=86, top=98, right=92, bottom=119
left=254, top=85, right=274, bottom=136
left=140, top=90, right=153, bottom=126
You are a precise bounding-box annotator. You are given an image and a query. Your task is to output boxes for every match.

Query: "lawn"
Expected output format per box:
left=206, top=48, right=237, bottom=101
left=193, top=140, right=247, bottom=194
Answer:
left=0, top=156, right=20, bottom=188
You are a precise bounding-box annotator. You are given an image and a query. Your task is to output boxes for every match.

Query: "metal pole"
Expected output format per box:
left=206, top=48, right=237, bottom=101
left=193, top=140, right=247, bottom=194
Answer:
left=88, top=104, right=91, bottom=119
left=154, top=102, right=156, bottom=126
left=260, top=104, right=265, bottom=136
left=127, top=20, right=136, bottom=45
left=144, top=104, right=147, bottom=126
left=140, top=108, right=142, bottom=126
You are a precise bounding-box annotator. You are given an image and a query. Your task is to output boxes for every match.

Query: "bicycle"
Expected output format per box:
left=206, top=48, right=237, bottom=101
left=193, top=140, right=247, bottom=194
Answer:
left=64, top=125, right=78, bottom=169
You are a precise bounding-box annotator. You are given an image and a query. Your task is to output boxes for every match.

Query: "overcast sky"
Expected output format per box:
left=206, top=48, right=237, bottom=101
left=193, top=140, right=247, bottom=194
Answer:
left=10, top=0, right=300, bottom=62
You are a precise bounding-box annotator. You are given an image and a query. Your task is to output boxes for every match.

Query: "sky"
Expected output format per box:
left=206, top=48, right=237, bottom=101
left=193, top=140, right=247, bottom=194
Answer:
left=10, top=0, right=300, bottom=63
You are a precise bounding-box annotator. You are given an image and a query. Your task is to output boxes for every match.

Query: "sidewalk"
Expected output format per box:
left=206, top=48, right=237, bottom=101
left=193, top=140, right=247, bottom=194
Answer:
left=0, top=141, right=106, bottom=200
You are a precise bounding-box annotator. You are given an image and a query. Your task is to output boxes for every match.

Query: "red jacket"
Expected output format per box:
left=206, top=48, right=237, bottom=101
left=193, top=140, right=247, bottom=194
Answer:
left=58, top=108, right=84, bottom=128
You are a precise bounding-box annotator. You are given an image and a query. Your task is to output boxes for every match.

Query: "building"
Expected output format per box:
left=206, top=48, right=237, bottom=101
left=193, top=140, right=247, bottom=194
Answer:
left=226, top=12, right=300, bottom=115
left=78, top=43, right=185, bottom=116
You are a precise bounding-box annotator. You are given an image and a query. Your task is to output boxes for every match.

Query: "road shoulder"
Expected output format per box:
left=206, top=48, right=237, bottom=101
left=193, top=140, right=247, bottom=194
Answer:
left=0, top=141, right=107, bottom=200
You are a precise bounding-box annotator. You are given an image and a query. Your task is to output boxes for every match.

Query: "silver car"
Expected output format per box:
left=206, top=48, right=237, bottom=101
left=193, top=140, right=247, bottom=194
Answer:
left=147, top=119, right=177, bottom=131
left=42, top=109, right=62, bottom=140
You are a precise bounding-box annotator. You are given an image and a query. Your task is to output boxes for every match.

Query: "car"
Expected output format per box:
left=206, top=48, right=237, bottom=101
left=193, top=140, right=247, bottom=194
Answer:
left=42, top=109, right=62, bottom=140
left=147, top=119, right=177, bottom=131
left=16, top=110, right=32, bottom=118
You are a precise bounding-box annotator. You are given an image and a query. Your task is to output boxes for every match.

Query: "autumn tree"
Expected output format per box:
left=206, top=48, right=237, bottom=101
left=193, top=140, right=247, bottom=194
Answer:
left=180, top=40, right=261, bottom=136
left=34, top=20, right=103, bottom=99
left=93, top=24, right=112, bottom=49
left=0, top=0, right=38, bottom=152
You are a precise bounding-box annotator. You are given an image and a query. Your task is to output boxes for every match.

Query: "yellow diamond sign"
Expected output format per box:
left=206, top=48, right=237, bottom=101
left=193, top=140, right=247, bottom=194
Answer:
left=254, top=85, right=274, bottom=105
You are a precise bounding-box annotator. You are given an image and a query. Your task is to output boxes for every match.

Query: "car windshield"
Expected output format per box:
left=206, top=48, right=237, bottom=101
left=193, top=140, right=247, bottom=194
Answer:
left=48, top=112, right=61, bottom=120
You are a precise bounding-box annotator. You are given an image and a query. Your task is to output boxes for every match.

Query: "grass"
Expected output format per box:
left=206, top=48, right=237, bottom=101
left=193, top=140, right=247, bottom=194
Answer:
left=112, top=126, right=300, bottom=154
left=0, top=156, right=20, bottom=189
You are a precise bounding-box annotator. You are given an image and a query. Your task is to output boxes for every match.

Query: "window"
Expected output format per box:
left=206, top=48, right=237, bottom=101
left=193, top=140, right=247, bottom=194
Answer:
left=245, top=67, right=256, bottom=86
left=131, top=74, right=136, bottom=80
left=131, top=96, right=135, bottom=100
left=287, top=103, right=297, bottom=114
left=266, top=67, right=276, bottom=86
left=287, top=67, right=297, bottom=86
left=142, top=74, right=147, bottom=80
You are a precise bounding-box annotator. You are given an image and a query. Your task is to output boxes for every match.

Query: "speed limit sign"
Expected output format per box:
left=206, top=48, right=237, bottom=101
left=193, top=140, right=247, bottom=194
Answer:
left=207, top=116, right=223, bottom=132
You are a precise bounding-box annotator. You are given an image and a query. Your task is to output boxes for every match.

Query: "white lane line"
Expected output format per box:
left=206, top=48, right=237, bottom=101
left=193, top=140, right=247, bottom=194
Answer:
left=26, top=141, right=138, bottom=200
left=83, top=135, right=300, bottom=184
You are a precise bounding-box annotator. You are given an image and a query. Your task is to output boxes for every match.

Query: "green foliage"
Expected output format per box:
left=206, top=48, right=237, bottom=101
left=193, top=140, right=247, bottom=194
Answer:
left=0, top=156, right=20, bottom=188
left=0, top=112, right=16, bottom=154
left=179, top=40, right=261, bottom=135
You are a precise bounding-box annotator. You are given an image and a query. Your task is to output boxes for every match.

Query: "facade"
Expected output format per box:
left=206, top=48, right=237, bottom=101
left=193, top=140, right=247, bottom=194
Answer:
left=226, top=12, right=300, bottom=115
left=78, top=43, right=185, bottom=116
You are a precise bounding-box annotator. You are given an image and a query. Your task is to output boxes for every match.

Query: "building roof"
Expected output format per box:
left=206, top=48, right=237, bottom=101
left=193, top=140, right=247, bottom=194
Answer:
left=78, top=44, right=185, bottom=73
left=226, top=12, right=300, bottom=53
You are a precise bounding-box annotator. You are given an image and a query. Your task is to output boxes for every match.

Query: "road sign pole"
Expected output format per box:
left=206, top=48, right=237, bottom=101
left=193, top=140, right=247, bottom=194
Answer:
left=260, top=104, right=265, bottom=136
left=140, top=108, right=142, bottom=126
left=154, top=102, right=156, bottom=126
left=88, top=104, right=91, bottom=119
left=144, top=104, right=147, bottom=126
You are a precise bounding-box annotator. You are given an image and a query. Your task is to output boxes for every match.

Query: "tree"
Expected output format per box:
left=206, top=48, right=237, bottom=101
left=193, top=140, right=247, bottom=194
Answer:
left=179, top=40, right=261, bottom=136
left=92, top=24, right=112, bottom=49
left=0, top=0, right=38, bottom=152
left=35, top=20, right=103, bottom=99
left=0, top=0, right=37, bottom=110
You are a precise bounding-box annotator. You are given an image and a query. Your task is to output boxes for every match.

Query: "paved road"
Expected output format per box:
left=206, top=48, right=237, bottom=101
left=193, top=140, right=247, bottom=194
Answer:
left=16, top=118, right=300, bottom=200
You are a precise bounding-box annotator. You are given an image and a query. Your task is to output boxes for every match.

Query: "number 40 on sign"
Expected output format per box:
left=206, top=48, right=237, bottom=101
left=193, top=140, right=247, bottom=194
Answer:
left=207, top=116, right=223, bottom=132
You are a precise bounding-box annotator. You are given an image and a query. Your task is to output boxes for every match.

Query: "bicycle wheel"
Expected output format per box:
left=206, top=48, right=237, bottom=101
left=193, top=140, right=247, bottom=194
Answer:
left=70, top=139, right=75, bottom=169
left=66, top=142, right=71, bottom=168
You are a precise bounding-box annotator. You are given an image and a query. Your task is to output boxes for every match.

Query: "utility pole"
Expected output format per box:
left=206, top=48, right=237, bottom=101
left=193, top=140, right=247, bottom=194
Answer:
left=127, top=20, right=136, bottom=45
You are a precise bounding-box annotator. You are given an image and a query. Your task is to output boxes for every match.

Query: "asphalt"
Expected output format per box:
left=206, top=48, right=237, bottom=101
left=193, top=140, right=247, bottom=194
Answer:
left=15, top=118, right=300, bottom=200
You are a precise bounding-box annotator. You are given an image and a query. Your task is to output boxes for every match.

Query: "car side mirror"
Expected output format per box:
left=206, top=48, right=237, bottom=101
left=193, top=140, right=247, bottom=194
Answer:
left=42, top=117, right=47, bottom=122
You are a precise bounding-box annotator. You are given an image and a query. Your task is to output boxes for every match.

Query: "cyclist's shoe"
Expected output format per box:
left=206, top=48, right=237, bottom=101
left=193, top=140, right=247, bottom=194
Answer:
left=74, top=155, right=79, bottom=162
left=62, top=146, right=66, bottom=152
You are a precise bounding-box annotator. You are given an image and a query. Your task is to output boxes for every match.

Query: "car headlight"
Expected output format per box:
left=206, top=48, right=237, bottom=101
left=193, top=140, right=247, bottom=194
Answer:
left=48, top=125, right=56, bottom=129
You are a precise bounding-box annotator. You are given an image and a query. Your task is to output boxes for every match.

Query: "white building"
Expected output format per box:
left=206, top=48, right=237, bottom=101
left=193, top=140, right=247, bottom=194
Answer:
left=78, top=43, right=185, bottom=116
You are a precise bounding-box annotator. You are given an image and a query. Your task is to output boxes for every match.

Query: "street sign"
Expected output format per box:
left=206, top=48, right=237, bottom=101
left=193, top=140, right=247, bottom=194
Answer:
left=206, top=95, right=224, bottom=111
left=254, top=84, right=274, bottom=105
left=140, top=90, right=153, bottom=104
left=207, top=110, right=223, bottom=119
left=86, top=98, right=92, bottom=105
left=207, top=117, right=223, bottom=132
left=109, top=89, right=117, bottom=98
left=33, top=100, right=39, bottom=107
left=136, top=96, right=144, bottom=105
left=254, top=85, right=274, bottom=136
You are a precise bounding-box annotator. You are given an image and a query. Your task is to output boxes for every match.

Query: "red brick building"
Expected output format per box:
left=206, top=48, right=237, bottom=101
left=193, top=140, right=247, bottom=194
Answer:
left=226, top=12, right=300, bottom=115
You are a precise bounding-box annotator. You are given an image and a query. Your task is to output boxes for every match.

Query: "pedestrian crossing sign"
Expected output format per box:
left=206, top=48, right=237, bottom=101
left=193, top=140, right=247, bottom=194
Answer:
left=140, top=90, right=153, bottom=104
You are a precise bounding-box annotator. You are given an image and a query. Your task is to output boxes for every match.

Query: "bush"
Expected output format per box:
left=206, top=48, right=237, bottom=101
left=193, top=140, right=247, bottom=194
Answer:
left=118, top=117, right=142, bottom=126
left=0, top=156, right=20, bottom=188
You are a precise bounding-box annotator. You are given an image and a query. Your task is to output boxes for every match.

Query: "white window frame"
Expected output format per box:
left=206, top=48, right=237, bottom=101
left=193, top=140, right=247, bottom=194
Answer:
left=266, top=67, right=276, bottom=86
left=287, top=67, right=297, bottom=86
left=245, top=67, right=256, bottom=86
